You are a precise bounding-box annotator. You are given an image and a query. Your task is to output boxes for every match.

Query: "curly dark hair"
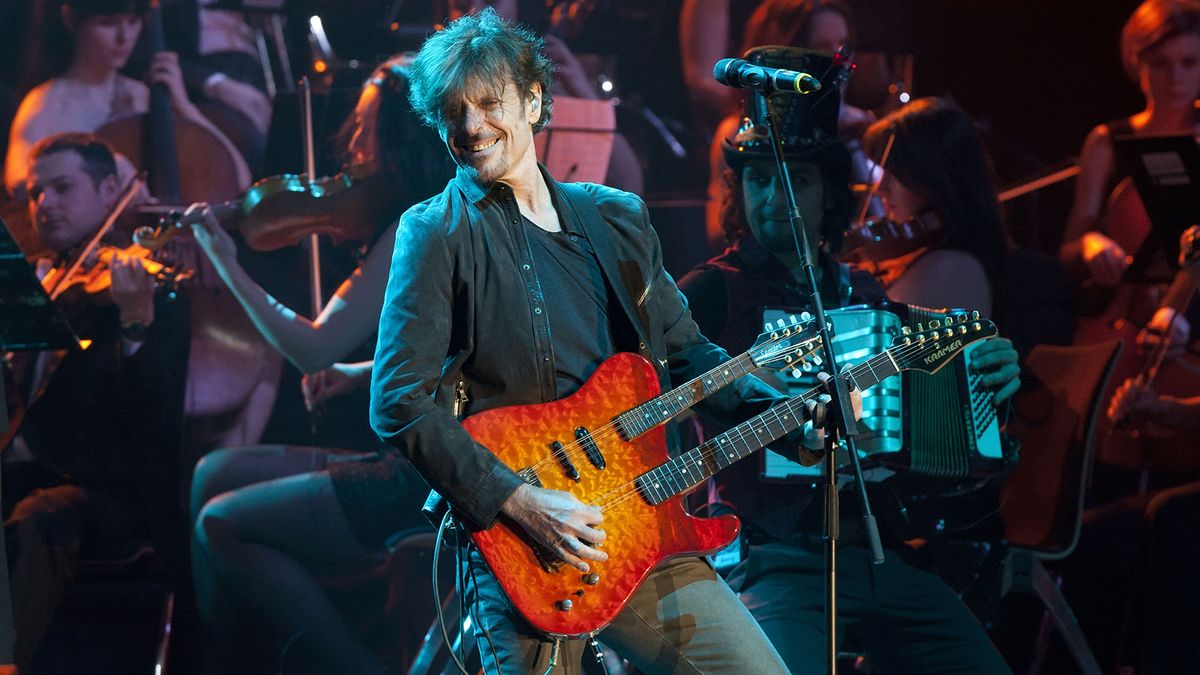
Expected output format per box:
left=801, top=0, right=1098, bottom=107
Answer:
left=719, top=142, right=853, bottom=252
left=408, top=7, right=554, bottom=134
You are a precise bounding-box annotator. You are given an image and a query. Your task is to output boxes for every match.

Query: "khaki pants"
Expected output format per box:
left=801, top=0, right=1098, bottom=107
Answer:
left=467, top=553, right=790, bottom=675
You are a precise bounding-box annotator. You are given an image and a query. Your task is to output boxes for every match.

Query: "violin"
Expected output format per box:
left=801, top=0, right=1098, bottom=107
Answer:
left=131, top=163, right=395, bottom=252
left=42, top=243, right=191, bottom=304
left=840, top=210, right=945, bottom=265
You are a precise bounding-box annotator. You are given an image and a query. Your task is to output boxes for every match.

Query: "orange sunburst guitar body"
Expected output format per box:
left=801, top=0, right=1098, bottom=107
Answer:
left=465, top=352, right=740, bottom=637
left=462, top=315, right=998, bottom=638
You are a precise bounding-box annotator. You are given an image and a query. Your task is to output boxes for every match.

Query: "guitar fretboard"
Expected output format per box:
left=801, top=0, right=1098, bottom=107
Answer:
left=635, top=348, right=902, bottom=504
left=616, top=352, right=757, bottom=439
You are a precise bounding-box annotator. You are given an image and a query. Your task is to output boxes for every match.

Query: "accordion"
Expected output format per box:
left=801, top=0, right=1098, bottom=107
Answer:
left=760, top=304, right=1008, bottom=484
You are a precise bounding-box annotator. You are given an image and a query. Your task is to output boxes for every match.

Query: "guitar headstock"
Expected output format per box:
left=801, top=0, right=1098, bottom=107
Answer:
left=891, top=311, right=998, bottom=375
left=750, top=312, right=823, bottom=373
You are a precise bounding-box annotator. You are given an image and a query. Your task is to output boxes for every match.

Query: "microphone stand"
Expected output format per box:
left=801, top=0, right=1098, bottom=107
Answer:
left=755, top=92, right=885, bottom=675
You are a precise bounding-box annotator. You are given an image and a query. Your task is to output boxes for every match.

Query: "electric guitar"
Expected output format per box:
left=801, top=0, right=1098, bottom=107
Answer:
left=465, top=313, right=998, bottom=637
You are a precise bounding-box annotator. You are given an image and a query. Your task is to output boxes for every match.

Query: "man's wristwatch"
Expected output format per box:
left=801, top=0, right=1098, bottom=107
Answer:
left=120, top=319, right=150, bottom=341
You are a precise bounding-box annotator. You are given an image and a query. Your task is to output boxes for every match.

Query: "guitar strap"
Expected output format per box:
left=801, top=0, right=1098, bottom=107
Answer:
left=556, top=182, right=656, bottom=360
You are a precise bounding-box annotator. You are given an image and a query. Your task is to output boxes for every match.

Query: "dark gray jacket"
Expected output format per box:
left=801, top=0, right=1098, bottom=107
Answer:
left=370, top=166, right=791, bottom=529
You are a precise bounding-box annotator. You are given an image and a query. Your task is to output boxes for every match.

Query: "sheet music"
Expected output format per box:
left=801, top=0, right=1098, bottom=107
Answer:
left=534, top=96, right=616, bottom=184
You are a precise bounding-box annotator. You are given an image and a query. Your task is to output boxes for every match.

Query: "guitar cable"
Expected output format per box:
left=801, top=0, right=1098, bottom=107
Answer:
left=433, top=509, right=471, bottom=675
left=432, top=508, right=503, bottom=675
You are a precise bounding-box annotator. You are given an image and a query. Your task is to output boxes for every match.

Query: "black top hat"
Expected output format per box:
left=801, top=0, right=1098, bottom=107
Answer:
left=722, top=45, right=848, bottom=166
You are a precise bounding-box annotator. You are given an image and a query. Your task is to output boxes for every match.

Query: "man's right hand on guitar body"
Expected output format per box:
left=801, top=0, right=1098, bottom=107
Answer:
left=500, top=484, right=608, bottom=572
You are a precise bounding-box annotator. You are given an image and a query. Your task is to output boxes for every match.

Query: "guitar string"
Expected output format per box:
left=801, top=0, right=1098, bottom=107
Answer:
left=514, top=352, right=760, bottom=476
left=586, top=329, right=988, bottom=513
left=595, top=327, right=990, bottom=512
left=518, top=334, right=819, bottom=476
left=515, top=322, right=984, bottom=507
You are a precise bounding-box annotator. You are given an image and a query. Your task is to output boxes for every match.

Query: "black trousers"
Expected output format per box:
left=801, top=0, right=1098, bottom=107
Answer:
left=726, top=541, right=1013, bottom=674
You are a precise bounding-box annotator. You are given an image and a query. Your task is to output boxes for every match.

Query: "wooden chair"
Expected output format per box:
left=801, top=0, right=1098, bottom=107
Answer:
left=999, top=340, right=1123, bottom=675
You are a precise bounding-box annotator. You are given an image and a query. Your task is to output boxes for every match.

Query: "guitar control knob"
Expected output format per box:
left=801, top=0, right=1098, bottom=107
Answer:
left=557, top=599, right=574, bottom=611
left=583, top=573, right=600, bottom=585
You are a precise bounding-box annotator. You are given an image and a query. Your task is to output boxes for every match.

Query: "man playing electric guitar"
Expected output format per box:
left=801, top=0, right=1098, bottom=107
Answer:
left=370, top=9, right=831, bottom=674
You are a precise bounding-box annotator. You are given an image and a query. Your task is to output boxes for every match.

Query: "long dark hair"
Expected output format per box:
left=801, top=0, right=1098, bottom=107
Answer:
left=863, top=97, right=1009, bottom=293
left=21, top=0, right=148, bottom=91
left=335, top=58, right=456, bottom=237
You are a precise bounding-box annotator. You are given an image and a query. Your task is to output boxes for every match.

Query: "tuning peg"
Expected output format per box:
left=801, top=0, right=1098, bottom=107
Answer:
left=791, top=368, right=802, bottom=378
left=916, top=323, right=925, bottom=332
left=901, top=326, right=912, bottom=335
left=944, top=328, right=954, bottom=338
left=917, top=333, right=926, bottom=343
left=801, top=311, right=812, bottom=321
left=972, top=322, right=982, bottom=331
left=903, top=336, right=912, bottom=346
left=763, top=322, right=772, bottom=333
left=788, top=314, right=798, bottom=325
left=930, top=319, right=941, bottom=329
left=972, top=310, right=980, bottom=320
left=812, top=355, right=822, bottom=366
left=959, top=325, right=968, bottom=335
left=802, top=361, right=814, bottom=372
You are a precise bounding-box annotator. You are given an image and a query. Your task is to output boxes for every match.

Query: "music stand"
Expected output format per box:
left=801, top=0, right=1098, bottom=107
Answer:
left=1112, top=133, right=1200, bottom=281
left=0, top=216, right=78, bottom=668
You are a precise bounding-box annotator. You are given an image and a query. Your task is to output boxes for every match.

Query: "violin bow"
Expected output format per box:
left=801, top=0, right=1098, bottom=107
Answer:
left=301, top=77, right=324, bottom=318
left=853, top=130, right=895, bottom=226
left=47, top=174, right=145, bottom=301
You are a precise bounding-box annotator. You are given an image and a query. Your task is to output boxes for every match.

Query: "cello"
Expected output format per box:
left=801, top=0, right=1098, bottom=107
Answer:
left=95, top=0, right=281, bottom=445
left=1089, top=225, right=1200, bottom=471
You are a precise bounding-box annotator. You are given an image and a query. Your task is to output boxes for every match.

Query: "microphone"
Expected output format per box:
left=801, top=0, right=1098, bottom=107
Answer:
left=713, top=58, right=822, bottom=95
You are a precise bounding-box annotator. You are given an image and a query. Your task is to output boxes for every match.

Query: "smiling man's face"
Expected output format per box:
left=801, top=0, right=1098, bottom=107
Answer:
left=440, top=78, right=540, bottom=185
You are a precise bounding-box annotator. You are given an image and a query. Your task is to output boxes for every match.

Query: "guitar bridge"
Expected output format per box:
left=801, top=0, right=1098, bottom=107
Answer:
left=518, top=467, right=542, bottom=487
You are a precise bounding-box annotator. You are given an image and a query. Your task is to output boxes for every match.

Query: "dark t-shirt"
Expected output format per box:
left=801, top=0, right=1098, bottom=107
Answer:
left=523, top=215, right=616, bottom=398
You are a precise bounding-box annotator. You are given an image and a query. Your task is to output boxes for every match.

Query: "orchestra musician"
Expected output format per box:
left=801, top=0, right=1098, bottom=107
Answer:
left=857, top=97, right=1008, bottom=317
left=2, top=132, right=190, bottom=671
left=126, top=0, right=272, bottom=174
left=369, top=9, right=835, bottom=673
left=1102, top=225, right=1200, bottom=675
left=5, top=0, right=250, bottom=201
left=677, top=47, right=1019, bottom=673
left=186, top=57, right=454, bottom=674
left=1058, top=0, right=1200, bottom=345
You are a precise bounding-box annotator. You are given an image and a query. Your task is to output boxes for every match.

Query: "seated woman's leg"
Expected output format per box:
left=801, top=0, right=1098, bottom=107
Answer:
left=189, top=445, right=334, bottom=638
left=194, top=470, right=387, bottom=675
left=189, top=445, right=332, bottom=522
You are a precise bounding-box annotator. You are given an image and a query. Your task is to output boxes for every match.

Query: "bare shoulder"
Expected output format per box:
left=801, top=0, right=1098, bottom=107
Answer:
left=890, top=249, right=992, bottom=313
left=11, top=81, right=57, bottom=133
left=908, top=248, right=987, bottom=278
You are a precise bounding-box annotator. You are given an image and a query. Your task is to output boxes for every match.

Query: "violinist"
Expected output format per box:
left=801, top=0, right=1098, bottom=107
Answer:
left=1101, top=226, right=1200, bottom=675
left=3, top=132, right=190, bottom=670
left=5, top=0, right=250, bottom=200
left=677, top=48, right=1019, bottom=674
left=186, top=57, right=454, bottom=674
left=1058, top=0, right=1200, bottom=337
left=857, top=97, right=1008, bottom=317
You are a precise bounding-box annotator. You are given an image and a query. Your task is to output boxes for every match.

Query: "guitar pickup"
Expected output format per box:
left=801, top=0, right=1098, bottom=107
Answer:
left=575, top=427, right=606, bottom=469
left=550, top=441, right=580, bottom=481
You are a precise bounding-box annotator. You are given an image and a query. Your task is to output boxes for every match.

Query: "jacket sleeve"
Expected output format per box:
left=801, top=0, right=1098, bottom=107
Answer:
left=630, top=198, right=809, bottom=461
left=369, top=208, right=523, bottom=529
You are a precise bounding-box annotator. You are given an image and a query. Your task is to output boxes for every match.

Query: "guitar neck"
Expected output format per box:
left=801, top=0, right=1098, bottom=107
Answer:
left=636, top=348, right=902, bottom=503
left=615, top=351, right=758, bottom=439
